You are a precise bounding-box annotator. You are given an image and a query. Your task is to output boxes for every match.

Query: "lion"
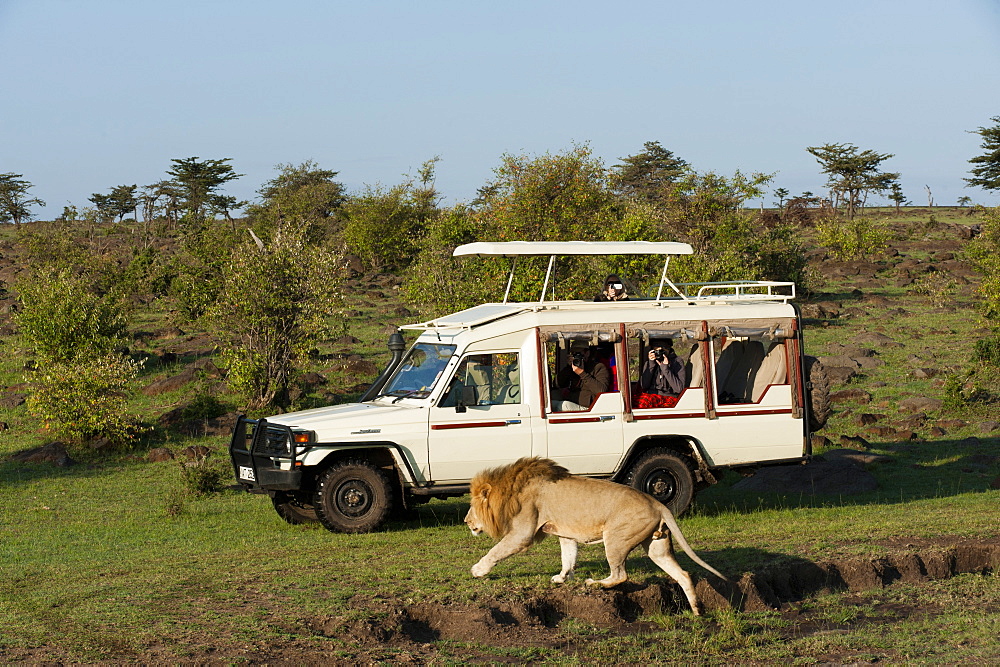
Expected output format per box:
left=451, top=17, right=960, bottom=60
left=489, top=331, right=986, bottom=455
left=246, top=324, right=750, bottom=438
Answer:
left=464, top=457, right=726, bottom=615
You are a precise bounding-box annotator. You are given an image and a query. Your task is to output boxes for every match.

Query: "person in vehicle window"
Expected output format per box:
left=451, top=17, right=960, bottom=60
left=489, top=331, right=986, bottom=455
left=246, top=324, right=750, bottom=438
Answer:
left=595, top=274, right=629, bottom=302
left=636, top=338, right=686, bottom=409
left=552, top=341, right=610, bottom=411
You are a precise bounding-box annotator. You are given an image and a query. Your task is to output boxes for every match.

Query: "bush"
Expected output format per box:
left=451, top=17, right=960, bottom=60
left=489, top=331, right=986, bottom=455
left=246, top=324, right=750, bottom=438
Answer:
left=209, top=223, right=342, bottom=410
left=26, top=354, right=146, bottom=445
left=178, top=457, right=229, bottom=496
left=15, top=268, right=127, bottom=363
left=966, top=206, right=1000, bottom=322
left=815, top=216, right=890, bottom=260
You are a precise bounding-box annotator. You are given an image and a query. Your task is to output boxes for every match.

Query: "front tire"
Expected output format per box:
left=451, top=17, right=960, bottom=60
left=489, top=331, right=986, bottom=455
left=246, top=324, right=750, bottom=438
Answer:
left=626, top=449, right=695, bottom=516
left=271, top=492, right=319, bottom=525
left=313, top=460, right=393, bottom=533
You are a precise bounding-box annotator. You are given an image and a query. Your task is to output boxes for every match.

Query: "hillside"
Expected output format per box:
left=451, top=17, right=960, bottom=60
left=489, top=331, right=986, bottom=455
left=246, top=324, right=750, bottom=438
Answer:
left=0, top=207, right=998, bottom=663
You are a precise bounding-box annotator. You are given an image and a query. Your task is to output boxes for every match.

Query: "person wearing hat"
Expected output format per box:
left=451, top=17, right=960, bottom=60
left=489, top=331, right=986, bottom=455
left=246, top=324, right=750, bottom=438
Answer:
left=595, top=274, right=629, bottom=302
left=552, top=341, right=611, bottom=411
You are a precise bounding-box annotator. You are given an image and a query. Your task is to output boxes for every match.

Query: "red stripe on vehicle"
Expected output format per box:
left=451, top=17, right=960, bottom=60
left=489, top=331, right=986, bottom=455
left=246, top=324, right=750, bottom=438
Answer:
left=430, top=421, right=508, bottom=430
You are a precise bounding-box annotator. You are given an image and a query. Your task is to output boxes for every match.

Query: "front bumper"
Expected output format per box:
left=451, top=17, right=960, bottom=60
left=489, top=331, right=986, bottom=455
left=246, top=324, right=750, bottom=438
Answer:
left=229, top=416, right=304, bottom=492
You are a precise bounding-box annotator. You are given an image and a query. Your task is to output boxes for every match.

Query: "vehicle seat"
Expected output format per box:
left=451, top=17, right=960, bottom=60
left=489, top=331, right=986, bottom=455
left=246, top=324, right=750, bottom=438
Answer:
left=750, top=342, right=787, bottom=402
left=497, top=365, right=521, bottom=404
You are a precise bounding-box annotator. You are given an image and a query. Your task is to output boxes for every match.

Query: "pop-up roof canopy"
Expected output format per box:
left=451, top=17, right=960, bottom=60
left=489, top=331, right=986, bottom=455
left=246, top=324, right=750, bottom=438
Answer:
left=453, top=241, right=694, bottom=258
left=453, top=240, right=695, bottom=302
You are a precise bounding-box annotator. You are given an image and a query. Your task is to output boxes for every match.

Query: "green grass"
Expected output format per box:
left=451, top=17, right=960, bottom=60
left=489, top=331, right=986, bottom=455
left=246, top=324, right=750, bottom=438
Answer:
left=1, top=210, right=999, bottom=662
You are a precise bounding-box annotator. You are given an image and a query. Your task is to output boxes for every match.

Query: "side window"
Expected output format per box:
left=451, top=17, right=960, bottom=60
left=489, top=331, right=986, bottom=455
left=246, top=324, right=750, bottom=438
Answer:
left=440, top=352, right=520, bottom=407
left=714, top=337, right=788, bottom=404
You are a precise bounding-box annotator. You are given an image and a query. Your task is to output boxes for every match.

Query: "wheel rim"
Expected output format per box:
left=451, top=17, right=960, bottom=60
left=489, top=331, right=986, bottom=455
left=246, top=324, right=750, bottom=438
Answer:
left=334, top=478, right=376, bottom=518
left=642, top=469, right=677, bottom=504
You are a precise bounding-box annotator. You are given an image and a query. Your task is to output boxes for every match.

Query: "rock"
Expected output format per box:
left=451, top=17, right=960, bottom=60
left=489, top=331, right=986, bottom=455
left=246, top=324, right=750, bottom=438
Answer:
left=979, top=421, right=1000, bottom=433
left=142, top=368, right=197, bottom=396
left=893, top=429, right=920, bottom=441
left=182, top=445, right=211, bottom=460
left=147, top=447, right=174, bottom=462
left=810, top=434, right=833, bottom=450
left=11, top=442, right=75, bottom=467
left=855, top=332, right=904, bottom=348
left=937, top=419, right=968, bottom=429
left=821, top=448, right=893, bottom=465
left=855, top=413, right=883, bottom=426
left=189, top=358, right=224, bottom=378
left=899, top=397, right=943, bottom=413
left=330, top=359, right=379, bottom=376
left=825, top=366, right=859, bottom=385
left=928, top=426, right=946, bottom=438
left=89, top=436, right=116, bottom=451
left=839, top=434, right=871, bottom=449
left=912, top=368, right=939, bottom=379
left=299, top=372, right=328, bottom=388
left=203, top=412, right=240, bottom=436
left=0, top=392, right=26, bottom=409
left=332, top=335, right=361, bottom=345
left=829, top=388, right=872, bottom=404
left=153, top=327, right=184, bottom=340
left=853, top=356, right=885, bottom=369
left=867, top=426, right=897, bottom=438
left=343, top=254, right=365, bottom=276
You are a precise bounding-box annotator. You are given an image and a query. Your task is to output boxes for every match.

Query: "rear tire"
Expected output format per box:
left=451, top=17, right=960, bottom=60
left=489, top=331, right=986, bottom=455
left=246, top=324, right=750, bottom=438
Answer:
left=313, top=459, right=393, bottom=533
left=626, top=449, right=695, bottom=516
left=271, top=492, right=319, bottom=525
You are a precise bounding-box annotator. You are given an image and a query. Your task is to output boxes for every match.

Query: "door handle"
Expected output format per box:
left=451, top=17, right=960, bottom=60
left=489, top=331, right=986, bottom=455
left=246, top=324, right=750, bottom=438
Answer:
left=599, top=415, right=615, bottom=422
left=505, top=419, right=522, bottom=425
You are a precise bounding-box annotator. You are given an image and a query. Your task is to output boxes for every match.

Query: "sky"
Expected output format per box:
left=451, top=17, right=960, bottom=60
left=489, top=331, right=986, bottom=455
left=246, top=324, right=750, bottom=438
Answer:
left=2, top=0, right=1000, bottom=218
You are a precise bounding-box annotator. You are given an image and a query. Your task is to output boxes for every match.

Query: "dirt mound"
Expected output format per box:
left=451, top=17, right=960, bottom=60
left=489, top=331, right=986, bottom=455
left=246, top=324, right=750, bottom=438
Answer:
left=289, top=537, right=999, bottom=653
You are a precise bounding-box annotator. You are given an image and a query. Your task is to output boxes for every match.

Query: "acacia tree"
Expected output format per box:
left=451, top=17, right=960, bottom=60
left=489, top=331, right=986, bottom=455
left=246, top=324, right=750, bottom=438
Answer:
left=90, top=185, right=139, bottom=222
left=966, top=116, right=1000, bottom=193
left=610, top=141, right=689, bottom=204
left=0, top=173, right=45, bottom=227
left=806, top=143, right=899, bottom=218
left=166, top=157, right=243, bottom=221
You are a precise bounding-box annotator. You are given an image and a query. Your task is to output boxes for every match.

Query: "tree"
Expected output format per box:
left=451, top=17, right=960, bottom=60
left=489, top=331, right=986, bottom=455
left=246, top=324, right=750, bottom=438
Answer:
left=610, top=141, right=689, bottom=204
left=209, top=225, right=342, bottom=410
left=90, top=185, right=139, bottom=222
left=0, top=173, right=45, bottom=228
left=958, top=196, right=973, bottom=207
left=340, top=157, right=441, bottom=270
left=966, top=116, right=1000, bottom=193
left=15, top=268, right=142, bottom=445
left=165, top=157, right=243, bottom=221
left=248, top=160, right=346, bottom=243
left=805, top=143, right=898, bottom=218
left=773, top=187, right=790, bottom=209
left=888, top=181, right=907, bottom=215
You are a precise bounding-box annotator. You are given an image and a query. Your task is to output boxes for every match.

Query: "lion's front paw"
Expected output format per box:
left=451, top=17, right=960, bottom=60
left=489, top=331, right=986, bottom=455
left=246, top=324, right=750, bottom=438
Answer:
left=584, top=577, right=598, bottom=587
left=471, top=561, right=491, bottom=578
left=551, top=572, right=573, bottom=584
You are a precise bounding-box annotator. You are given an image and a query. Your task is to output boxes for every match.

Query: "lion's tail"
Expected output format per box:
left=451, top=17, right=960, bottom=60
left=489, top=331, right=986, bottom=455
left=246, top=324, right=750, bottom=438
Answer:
left=655, top=507, right=728, bottom=582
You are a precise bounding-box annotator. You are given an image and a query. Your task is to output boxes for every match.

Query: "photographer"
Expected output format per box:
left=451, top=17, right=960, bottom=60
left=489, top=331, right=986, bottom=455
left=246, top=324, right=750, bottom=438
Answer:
left=638, top=339, right=686, bottom=408
left=552, top=341, right=610, bottom=412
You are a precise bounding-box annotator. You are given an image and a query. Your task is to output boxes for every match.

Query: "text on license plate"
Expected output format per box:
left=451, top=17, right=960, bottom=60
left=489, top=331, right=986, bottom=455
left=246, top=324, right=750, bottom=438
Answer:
left=238, top=466, right=256, bottom=481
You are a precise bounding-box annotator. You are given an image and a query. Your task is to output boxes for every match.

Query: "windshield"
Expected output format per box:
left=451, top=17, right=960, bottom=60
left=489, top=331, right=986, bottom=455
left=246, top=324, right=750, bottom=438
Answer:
left=380, top=343, right=456, bottom=399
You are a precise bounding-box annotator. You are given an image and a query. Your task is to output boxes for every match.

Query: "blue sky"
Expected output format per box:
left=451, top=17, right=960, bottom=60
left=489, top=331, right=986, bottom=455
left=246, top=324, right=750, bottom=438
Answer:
left=2, top=0, right=1000, bottom=217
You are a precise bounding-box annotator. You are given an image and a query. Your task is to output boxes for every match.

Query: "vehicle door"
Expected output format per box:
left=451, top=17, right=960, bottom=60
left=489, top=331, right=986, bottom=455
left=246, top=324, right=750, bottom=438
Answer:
left=427, top=351, right=532, bottom=482
left=540, top=330, right=625, bottom=474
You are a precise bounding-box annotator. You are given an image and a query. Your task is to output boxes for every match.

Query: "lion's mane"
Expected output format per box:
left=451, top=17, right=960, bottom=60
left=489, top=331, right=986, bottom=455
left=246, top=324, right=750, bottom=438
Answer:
left=468, top=457, right=570, bottom=540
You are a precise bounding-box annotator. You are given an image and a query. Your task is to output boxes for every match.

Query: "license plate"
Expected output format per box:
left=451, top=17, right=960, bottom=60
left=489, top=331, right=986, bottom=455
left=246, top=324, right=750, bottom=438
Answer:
left=238, top=466, right=256, bottom=482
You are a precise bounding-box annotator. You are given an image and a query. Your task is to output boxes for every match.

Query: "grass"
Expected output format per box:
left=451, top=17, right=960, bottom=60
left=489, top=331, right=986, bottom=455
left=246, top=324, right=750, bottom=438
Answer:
left=1, top=209, right=999, bottom=662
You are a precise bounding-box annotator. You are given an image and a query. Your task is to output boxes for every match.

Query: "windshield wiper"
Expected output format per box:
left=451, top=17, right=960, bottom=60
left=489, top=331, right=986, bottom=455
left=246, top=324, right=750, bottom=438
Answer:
left=391, top=389, right=425, bottom=403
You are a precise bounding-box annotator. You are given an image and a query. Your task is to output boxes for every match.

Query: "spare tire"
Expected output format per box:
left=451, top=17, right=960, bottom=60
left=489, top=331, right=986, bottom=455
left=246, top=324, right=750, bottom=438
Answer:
left=804, top=355, right=831, bottom=431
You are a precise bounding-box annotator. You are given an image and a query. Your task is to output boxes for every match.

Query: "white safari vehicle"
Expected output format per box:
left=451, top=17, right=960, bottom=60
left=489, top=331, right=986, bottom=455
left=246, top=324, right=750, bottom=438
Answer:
left=229, top=241, right=827, bottom=532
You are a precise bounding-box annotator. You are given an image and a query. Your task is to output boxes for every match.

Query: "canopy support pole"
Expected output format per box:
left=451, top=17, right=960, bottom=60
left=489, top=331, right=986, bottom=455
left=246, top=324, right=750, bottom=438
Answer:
left=655, top=256, right=688, bottom=301
left=539, top=255, right=556, bottom=302
left=503, top=256, right=518, bottom=303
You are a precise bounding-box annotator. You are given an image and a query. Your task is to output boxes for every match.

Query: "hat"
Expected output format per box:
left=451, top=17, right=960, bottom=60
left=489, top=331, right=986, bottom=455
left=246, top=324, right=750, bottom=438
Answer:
left=569, top=340, right=591, bottom=351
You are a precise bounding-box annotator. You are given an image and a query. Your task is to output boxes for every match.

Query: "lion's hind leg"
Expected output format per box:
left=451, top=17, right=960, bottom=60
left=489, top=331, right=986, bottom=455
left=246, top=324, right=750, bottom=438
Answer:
left=551, top=537, right=577, bottom=583
left=647, top=535, right=701, bottom=615
left=585, top=535, right=632, bottom=588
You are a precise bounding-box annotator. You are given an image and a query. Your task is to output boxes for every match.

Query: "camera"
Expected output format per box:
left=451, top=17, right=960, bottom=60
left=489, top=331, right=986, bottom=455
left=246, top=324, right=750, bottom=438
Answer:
left=571, top=351, right=585, bottom=365
left=653, top=348, right=666, bottom=361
